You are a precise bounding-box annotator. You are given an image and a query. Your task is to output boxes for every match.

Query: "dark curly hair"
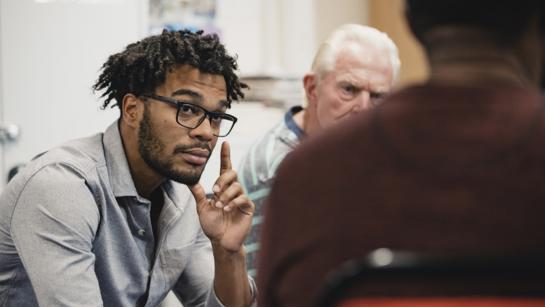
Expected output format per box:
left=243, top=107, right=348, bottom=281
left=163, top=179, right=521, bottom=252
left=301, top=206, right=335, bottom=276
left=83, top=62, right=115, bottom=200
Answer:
left=93, top=29, right=248, bottom=112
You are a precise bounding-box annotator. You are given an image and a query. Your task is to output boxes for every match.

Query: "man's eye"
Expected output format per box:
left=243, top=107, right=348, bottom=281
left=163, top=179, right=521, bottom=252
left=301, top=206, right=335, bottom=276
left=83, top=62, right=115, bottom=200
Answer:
left=342, top=85, right=356, bottom=94
left=209, top=114, right=223, bottom=124
left=180, top=104, right=197, bottom=115
left=370, top=92, right=386, bottom=107
left=370, top=92, right=384, bottom=100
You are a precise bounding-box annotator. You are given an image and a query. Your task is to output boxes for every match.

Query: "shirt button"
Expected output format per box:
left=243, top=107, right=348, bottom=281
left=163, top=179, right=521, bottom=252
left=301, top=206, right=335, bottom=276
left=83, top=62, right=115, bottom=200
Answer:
left=138, top=229, right=146, bottom=236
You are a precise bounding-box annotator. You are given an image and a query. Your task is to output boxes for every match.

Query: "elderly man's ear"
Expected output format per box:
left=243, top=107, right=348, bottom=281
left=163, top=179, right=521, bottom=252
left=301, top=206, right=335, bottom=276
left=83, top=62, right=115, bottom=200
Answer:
left=303, top=74, right=318, bottom=105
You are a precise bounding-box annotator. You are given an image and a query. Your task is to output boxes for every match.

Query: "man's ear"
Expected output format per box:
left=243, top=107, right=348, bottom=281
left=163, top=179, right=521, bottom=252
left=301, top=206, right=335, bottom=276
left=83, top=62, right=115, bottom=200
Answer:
left=303, top=73, right=318, bottom=106
left=121, top=94, right=143, bottom=128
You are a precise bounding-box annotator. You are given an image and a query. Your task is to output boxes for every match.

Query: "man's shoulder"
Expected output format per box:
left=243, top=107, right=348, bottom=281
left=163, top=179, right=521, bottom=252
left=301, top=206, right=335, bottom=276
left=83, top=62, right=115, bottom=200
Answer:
left=239, top=111, right=302, bottom=178
left=37, top=133, right=105, bottom=174
left=239, top=130, right=297, bottom=194
left=0, top=133, right=106, bottom=227
left=10, top=132, right=106, bottom=190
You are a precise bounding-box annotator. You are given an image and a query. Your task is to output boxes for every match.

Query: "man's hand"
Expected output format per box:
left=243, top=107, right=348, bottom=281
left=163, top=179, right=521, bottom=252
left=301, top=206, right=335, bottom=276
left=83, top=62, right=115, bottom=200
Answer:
left=190, top=141, right=255, bottom=252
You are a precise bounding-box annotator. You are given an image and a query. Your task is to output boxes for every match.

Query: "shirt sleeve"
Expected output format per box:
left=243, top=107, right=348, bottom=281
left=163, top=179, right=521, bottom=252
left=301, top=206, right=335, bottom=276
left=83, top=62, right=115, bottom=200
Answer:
left=171, top=228, right=258, bottom=307
left=10, top=163, right=103, bottom=306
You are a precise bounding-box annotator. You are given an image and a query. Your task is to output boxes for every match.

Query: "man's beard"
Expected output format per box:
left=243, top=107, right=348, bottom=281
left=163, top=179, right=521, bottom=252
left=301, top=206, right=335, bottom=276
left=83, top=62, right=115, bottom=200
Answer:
left=138, top=106, right=210, bottom=185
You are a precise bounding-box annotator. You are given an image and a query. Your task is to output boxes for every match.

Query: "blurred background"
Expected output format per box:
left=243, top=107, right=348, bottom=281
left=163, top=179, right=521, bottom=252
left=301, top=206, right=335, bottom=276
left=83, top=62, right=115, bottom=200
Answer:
left=0, top=0, right=426, bottom=305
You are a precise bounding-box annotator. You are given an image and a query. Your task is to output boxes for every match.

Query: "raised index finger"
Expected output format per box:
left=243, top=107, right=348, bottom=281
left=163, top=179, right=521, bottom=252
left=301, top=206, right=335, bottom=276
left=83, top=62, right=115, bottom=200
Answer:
left=220, top=141, right=232, bottom=175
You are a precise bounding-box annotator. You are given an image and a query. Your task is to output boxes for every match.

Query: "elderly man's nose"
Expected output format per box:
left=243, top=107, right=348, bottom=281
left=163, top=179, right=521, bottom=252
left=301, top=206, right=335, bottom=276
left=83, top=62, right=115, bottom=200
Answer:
left=352, top=92, right=371, bottom=112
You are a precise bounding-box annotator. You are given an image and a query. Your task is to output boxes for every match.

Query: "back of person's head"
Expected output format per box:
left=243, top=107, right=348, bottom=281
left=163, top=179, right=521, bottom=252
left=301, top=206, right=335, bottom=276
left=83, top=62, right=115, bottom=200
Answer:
left=311, top=24, right=400, bottom=85
left=93, top=29, right=247, bottom=113
left=406, top=0, right=545, bottom=47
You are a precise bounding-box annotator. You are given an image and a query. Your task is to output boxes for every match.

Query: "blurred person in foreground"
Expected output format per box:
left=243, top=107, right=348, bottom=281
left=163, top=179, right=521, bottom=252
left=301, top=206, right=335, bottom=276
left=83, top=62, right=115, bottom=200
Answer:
left=0, top=30, right=256, bottom=307
left=258, top=1, right=545, bottom=306
left=238, top=24, right=400, bottom=275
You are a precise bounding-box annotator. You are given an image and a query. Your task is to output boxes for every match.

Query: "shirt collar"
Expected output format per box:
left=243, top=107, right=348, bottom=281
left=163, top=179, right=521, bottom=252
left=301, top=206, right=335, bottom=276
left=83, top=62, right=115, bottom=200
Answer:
left=103, top=120, right=140, bottom=198
left=284, top=106, right=305, bottom=138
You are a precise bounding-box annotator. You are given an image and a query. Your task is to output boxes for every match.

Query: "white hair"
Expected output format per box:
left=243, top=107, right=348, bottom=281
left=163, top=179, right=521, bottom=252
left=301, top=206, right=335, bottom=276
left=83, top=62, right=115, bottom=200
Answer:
left=311, top=24, right=401, bottom=85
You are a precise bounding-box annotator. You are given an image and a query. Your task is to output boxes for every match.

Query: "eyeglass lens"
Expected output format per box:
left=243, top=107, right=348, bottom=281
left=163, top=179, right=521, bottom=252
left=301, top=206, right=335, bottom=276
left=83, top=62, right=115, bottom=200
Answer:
left=176, top=104, right=234, bottom=137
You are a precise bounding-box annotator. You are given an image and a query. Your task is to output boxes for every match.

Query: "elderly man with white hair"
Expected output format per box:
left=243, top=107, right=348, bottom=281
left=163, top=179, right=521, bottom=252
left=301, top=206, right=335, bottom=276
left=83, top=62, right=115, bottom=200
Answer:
left=238, top=24, right=400, bottom=276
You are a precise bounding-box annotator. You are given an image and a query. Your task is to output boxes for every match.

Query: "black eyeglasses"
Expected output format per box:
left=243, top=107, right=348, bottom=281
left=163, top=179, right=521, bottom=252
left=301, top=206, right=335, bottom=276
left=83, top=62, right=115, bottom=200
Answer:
left=141, top=94, right=237, bottom=137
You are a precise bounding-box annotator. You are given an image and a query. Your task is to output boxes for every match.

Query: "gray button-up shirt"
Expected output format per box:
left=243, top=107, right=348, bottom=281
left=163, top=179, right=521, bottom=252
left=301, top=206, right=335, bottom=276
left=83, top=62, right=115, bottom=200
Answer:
left=0, top=121, right=255, bottom=306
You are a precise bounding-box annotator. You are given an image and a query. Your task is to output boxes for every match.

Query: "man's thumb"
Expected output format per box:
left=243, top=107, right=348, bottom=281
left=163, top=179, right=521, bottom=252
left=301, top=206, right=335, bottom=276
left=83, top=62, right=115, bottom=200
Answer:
left=189, top=183, right=207, bottom=204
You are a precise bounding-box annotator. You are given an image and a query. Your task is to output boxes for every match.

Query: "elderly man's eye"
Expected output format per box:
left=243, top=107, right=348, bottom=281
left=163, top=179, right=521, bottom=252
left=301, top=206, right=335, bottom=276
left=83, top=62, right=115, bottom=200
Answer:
left=369, top=92, right=386, bottom=107
left=370, top=92, right=385, bottom=100
left=342, top=85, right=356, bottom=94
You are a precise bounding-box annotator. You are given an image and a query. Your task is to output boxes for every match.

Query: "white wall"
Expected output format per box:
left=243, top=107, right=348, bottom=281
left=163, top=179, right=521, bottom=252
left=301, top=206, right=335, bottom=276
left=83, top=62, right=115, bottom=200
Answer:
left=315, top=0, right=369, bottom=43
left=217, top=0, right=317, bottom=78
left=217, top=0, right=368, bottom=79
left=0, top=0, right=148, bottom=186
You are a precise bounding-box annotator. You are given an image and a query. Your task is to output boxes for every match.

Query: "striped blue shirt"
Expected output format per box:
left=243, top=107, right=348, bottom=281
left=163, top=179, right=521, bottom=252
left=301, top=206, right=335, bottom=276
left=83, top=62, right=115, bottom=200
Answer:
left=238, top=106, right=305, bottom=276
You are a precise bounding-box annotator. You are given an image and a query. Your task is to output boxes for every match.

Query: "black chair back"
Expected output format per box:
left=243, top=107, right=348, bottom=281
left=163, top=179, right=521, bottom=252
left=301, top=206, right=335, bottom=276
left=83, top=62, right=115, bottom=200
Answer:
left=316, top=248, right=545, bottom=307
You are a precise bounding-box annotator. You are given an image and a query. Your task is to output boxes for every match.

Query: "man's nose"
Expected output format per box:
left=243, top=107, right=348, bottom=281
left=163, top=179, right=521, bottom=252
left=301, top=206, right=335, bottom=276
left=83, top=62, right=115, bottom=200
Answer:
left=351, top=91, right=371, bottom=113
left=189, top=115, right=215, bottom=140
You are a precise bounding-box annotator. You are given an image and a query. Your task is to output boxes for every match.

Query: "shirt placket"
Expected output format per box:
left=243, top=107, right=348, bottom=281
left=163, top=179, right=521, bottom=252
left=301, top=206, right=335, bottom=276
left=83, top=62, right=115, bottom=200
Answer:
left=145, top=190, right=182, bottom=306
left=125, top=198, right=155, bottom=268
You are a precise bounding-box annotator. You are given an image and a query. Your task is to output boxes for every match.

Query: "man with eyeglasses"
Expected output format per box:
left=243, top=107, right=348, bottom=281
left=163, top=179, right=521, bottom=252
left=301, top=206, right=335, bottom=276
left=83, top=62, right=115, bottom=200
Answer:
left=0, top=30, right=256, bottom=307
left=238, top=24, right=400, bottom=276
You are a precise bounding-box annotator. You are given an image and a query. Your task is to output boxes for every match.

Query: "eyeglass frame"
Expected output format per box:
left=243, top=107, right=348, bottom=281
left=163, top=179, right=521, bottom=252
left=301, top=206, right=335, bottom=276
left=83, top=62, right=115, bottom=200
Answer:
left=140, top=93, right=238, bottom=137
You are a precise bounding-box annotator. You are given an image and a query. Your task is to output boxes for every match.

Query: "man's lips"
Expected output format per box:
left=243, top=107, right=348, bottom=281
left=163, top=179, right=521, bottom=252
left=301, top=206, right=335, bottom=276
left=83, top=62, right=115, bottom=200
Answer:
left=180, top=149, right=210, bottom=166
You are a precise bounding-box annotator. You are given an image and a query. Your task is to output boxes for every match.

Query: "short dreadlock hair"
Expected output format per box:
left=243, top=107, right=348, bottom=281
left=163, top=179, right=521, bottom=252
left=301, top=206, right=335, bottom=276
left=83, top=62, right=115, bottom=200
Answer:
left=93, top=29, right=248, bottom=112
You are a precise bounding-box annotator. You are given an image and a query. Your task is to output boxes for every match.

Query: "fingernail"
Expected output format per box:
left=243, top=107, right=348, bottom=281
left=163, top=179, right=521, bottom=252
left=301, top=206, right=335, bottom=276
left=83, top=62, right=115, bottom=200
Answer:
left=213, top=185, right=220, bottom=193
left=224, top=205, right=231, bottom=212
left=215, top=201, right=223, bottom=208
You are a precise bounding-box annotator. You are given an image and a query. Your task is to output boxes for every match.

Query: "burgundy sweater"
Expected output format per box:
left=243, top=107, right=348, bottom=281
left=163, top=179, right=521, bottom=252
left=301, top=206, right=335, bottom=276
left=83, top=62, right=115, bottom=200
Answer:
left=258, top=84, right=545, bottom=307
